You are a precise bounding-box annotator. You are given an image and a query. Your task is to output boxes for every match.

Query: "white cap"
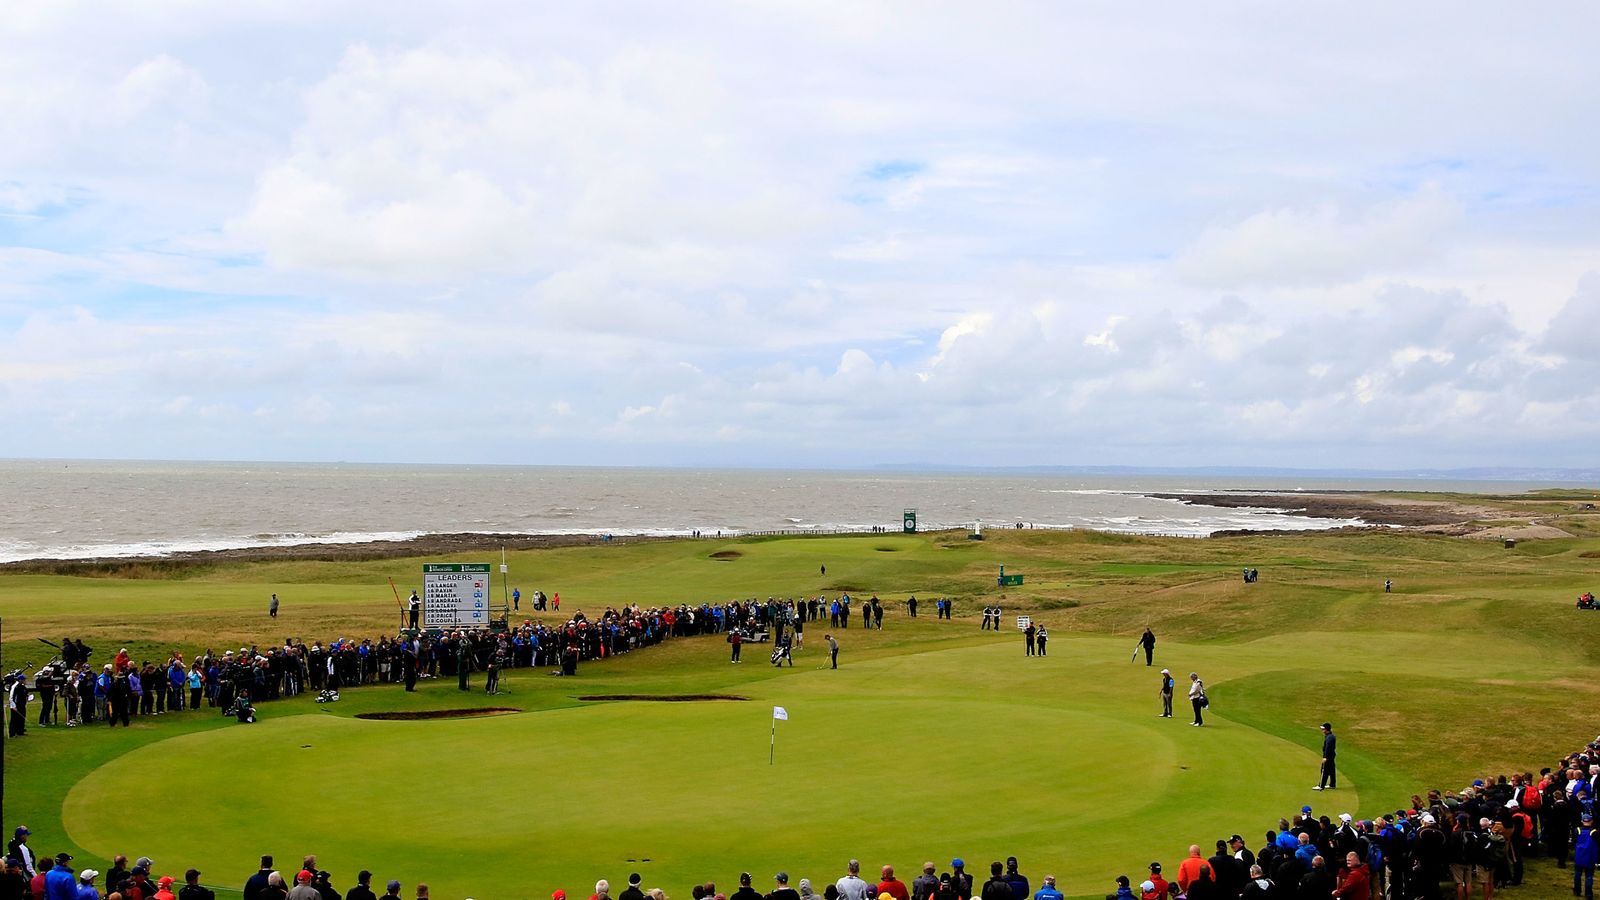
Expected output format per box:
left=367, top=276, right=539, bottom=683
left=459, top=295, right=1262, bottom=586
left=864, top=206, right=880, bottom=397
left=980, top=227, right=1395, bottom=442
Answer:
left=1139, top=882, right=1155, bottom=893
left=80, top=871, right=99, bottom=882
left=1340, top=813, right=1353, bottom=823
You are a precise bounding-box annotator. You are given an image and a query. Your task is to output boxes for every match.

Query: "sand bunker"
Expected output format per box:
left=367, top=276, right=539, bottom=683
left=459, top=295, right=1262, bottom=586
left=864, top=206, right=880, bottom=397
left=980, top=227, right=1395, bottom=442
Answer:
left=355, top=708, right=519, bottom=720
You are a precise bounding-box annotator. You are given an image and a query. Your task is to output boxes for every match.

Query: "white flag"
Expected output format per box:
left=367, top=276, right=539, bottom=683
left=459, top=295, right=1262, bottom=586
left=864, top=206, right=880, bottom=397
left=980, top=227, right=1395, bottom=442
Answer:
left=773, top=706, right=789, bottom=721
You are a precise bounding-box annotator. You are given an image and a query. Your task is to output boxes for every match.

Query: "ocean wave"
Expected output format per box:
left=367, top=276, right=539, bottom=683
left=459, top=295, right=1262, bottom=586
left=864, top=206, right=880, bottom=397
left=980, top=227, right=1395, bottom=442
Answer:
left=0, top=530, right=429, bottom=564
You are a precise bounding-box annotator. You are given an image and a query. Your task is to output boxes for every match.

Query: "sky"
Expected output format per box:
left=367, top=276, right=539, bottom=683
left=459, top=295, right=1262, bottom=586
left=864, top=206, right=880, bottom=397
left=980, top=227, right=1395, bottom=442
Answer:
left=2, top=2, right=1599, bottom=469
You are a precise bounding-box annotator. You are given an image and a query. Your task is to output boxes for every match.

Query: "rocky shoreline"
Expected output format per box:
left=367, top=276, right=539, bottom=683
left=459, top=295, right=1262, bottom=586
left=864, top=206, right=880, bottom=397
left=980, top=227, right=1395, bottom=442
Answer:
left=0, top=531, right=659, bottom=574
left=1149, top=492, right=1499, bottom=527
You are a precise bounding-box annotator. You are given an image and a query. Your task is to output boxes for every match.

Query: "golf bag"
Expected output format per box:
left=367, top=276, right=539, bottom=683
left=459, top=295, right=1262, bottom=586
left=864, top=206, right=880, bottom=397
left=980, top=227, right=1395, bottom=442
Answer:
left=315, top=689, right=340, bottom=703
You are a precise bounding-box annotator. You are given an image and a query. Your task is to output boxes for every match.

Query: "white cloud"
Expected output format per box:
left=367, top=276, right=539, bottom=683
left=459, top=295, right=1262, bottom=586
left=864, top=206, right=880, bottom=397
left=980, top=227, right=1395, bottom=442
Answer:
left=1176, top=188, right=1463, bottom=288
left=112, top=54, right=208, bottom=121
left=1, top=5, right=1599, bottom=466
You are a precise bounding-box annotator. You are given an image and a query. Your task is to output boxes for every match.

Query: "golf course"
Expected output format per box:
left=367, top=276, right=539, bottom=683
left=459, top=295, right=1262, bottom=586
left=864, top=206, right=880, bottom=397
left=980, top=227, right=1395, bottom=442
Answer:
left=5, top=495, right=1600, bottom=900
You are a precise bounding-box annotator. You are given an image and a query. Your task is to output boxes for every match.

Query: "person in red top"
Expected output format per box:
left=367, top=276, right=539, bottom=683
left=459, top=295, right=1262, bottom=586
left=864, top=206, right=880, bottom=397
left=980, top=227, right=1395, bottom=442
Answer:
left=1145, top=864, right=1169, bottom=900
left=1176, top=847, right=1212, bottom=895
left=29, top=862, right=47, bottom=900
left=154, top=877, right=177, bottom=900
left=877, top=867, right=909, bottom=900
left=1330, top=851, right=1370, bottom=900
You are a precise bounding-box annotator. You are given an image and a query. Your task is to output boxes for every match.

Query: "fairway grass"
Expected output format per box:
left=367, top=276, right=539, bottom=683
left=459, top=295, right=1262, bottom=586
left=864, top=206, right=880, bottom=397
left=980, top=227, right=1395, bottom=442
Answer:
left=8, top=526, right=1600, bottom=900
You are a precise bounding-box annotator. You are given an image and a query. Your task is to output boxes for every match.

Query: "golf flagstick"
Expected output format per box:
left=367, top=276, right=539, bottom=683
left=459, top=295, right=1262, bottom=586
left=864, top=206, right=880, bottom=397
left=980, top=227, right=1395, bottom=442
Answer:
left=1130, top=644, right=1139, bottom=663
left=770, top=705, right=788, bottom=764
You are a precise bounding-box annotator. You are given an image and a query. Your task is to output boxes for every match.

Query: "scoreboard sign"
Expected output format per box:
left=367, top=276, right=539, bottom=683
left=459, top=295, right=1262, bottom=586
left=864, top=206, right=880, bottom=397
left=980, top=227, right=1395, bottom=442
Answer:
left=423, top=563, right=492, bottom=630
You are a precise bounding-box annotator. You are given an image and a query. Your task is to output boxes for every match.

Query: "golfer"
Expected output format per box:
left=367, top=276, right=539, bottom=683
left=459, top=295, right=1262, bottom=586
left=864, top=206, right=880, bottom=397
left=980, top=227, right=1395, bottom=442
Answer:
left=1188, top=672, right=1206, bottom=726
left=825, top=633, right=839, bottom=669
left=1314, top=722, right=1337, bottom=790
left=1139, top=627, right=1156, bottom=665
left=269, top=593, right=279, bottom=618
left=1159, top=668, right=1174, bottom=718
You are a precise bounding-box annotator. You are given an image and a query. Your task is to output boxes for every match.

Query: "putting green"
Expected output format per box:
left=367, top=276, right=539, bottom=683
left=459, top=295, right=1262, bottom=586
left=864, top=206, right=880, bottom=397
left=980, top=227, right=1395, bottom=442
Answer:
left=64, top=637, right=1332, bottom=900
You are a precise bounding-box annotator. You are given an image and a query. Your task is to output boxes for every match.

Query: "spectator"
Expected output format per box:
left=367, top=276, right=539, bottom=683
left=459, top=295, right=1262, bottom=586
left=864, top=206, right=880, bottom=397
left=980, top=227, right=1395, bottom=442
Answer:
left=836, top=863, right=870, bottom=900
left=1000, top=860, right=1026, bottom=900
left=1240, top=865, right=1272, bottom=900
left=259, top=874, right=285, bottom=900
left=1175, top=847, right=1211, bottom=895
left=875, top=869, right=906, bottom=900
left=344, top=873, right=375, bottom=900
left=177, top=871, right=211, bottom=900
left=1143, top=865, right=1167, bottom=900
left=979, top=864, right=1009, bottom=900
left=768, top=874, right=797, bottom=900
left=1331, top=851, right=1369, bottom=900
left=287, top=872, right=318, bottom=900
left=75, top=872, right=99, bottom=900
left=46, top=856, right=76, bottom=900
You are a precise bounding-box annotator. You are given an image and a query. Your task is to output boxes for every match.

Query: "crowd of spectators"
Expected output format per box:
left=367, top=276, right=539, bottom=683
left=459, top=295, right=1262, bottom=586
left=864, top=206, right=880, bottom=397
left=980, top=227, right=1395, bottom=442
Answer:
left=15, top=594, right=884, bottom=729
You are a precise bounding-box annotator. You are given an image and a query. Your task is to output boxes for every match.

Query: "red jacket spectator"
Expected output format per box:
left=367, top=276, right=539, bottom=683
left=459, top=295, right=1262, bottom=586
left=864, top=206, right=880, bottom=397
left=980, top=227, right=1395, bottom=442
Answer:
left=1176, top=848, right=1212, bottom=895
left=1331, top=860, right=1369, bottom=900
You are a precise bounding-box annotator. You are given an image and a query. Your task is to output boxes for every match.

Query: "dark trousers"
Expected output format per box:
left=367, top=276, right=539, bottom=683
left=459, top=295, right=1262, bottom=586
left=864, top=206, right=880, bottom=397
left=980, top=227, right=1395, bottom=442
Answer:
left=731, top=644, right=741, bottom=662
left=1037, top=639, right=1047, bottom=656
left=1144, top=646, right=1153, bottom=665
left=190, top=687, right=202, bottom=709
left=1191, top=697, right=1204, bottom=725
left=1025, top=637, right=1035, bottom=656
left=830, top=648, right=838, bottom=669
left=1576, top=863, right=1594, bottom=899
left=1320, top=758, right=1337, bottom=789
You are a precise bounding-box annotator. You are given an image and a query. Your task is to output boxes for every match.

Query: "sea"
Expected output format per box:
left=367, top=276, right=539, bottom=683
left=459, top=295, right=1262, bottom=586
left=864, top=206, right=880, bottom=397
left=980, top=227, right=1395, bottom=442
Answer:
left=0, top=459, right=1550, bottom=564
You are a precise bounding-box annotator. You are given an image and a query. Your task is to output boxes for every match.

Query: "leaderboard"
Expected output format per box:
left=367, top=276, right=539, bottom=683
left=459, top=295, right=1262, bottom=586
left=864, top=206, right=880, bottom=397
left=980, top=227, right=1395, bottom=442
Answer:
left=422, top=562, right=492, bottom=629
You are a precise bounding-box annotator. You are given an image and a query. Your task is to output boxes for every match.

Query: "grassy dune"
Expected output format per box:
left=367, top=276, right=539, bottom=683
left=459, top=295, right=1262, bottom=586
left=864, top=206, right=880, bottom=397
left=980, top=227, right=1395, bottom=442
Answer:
left=5, top=526, right=1600, bottom=900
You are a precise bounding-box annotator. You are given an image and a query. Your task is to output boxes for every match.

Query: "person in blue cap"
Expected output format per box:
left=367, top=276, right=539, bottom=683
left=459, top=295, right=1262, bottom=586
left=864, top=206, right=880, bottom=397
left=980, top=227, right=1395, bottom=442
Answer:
left=950, top=861, right=971, bottom=899
left=6, top=828, right=34, bottom=878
